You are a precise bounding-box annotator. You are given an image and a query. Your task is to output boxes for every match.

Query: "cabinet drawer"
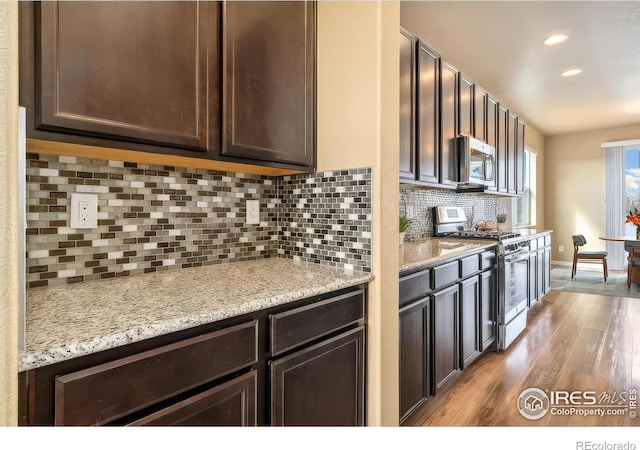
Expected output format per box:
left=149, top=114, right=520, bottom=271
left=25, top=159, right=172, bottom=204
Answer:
left=537, top=237, right=545, bottom=249
left=270, top=289, right=364, bottom=357
left=54, top=320, right=259, bottom=426
left=399, top=269, right=431, bottom=306
left=545, top=235, right=551, bottom=247
left=480, top=250, right=496, bottom=270
left=460, top=254, right=480, bottom=278
left=433, top=261, right=460, bottom=290
left=127, top=371, right=257, bottom=426
left=529, top=238, right=538, bottom=251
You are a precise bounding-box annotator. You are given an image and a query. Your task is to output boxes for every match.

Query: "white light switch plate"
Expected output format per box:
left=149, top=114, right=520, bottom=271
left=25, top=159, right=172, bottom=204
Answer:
left=70, top=193, right=98, bottom=229
left=246, top=200, right=260, bottom=225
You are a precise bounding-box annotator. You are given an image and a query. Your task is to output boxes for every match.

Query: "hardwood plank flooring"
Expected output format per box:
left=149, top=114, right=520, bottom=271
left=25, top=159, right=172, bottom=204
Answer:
left=403, top=291, right=640, bottom=426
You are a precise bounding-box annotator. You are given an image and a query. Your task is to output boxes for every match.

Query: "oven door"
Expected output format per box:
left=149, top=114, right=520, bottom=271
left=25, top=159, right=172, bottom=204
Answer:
left=498, top=245, right=529, bottom=350
left=503, top=247, right=529, bottom=324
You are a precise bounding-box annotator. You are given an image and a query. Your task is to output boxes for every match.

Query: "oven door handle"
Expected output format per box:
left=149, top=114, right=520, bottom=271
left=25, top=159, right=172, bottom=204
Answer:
left=504, top=249, right=529, bottom=262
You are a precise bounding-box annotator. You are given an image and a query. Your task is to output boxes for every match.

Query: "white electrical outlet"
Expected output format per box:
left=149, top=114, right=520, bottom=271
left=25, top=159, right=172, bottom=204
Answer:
left=559, top=245, right=565, bottom=253
left=406, top=204, right=415, bottom=219
left=70, top=193, right=98, bottom=229
left=246, top=200, right=260, bottom=225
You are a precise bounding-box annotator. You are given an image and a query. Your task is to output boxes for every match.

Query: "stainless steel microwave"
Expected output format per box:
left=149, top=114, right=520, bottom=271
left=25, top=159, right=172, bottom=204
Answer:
left=455, top=134, right=495, bottom=185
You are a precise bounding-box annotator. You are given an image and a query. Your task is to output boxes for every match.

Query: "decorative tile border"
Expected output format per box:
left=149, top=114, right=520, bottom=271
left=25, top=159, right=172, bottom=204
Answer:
left=277, top=169, right=372, bottom=272
left=26, top=154, right=373, bottom=287
left=400, top=187, right=499, bottom=241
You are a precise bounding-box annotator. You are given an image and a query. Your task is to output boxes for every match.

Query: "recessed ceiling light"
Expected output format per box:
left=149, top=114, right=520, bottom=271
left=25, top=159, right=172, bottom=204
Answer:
left=544, top=34, right=569, bottom=46
left=561, top=69, right=582, bottom=77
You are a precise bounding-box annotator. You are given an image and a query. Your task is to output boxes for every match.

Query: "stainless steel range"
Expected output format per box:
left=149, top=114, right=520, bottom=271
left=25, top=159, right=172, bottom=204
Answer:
left=432, top=206, right=527, bottom=351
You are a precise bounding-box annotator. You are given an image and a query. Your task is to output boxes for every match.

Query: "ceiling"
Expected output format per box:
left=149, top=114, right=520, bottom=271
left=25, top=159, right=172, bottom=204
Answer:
left=400, top=1, right=640, bottom=136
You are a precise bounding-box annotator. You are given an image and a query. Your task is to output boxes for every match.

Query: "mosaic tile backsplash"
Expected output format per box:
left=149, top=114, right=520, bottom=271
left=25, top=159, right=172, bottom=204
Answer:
left=278, top=169, right=372, bottom=272
left=400, top=187, right=499, bottom=241
left=26, top=153, right=372, bottom=288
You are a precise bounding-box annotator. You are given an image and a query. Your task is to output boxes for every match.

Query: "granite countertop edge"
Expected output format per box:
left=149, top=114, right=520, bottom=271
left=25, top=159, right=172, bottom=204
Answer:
left=400, top=238, right=498, bottom=273
left=399, top=230, right=554, bottom=273
left=19, top=259, right=374, bottom=372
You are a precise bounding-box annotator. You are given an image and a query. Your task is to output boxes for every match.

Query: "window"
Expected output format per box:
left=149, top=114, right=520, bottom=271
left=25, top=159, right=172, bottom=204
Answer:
left=513, top=149, right=536, bottom=227
left=624, top=147, right=640, bottom=236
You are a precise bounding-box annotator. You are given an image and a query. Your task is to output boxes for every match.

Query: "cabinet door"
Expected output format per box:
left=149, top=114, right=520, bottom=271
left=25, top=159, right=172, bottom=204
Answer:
left=399, top=297, right=430, bottom=422
left=528, top=252, right=538, bottom=308
left=222, top=1, right=316, bottom=168
left=485, top=95, right=498, bottom=191
left=458, top=73, right=474, bottom=137
left=507, top=112, right=518, bottom=194
left=516, top=118, right=526, bottom=195
left=537, top=249, right=544, bottom=301
left=474, top=86, right=487, bottom=142
left=433, top=284, right=459, bottom=391
left=440, top=60, right=458, bottom=186
left=128, top=371, right=257, bottom=426
left=399, top=28, right=417, bottom=181
left=459, top=277, right=481, bottom=370
left=35, top=1, right=211, bottom=151
left=544, top=246, right=551, bottom=294
left=416, top=41, right=440, bottom=185
left=480, top=268, right=497, bottom=352
left=496, top=104, right=508, bottom=193
left=270, top=327, right=364, bottom=426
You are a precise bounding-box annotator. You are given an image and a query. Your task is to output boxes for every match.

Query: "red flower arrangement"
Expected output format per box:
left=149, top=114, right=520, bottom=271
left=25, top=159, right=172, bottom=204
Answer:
left=626, top=208, right=640, bottom=239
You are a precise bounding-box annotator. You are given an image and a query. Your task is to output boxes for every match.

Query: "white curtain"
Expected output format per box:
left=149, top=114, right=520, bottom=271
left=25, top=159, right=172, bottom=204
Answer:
left=604, top=145, right=628, bottom=270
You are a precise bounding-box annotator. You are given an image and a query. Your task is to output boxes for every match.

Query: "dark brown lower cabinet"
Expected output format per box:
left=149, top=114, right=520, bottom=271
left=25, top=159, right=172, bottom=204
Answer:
left=399, top=296, right=430, bottom=423
left=128, top=371, right=257, bottom=426
left=433, top=284, right=460, bottom=391
left=537, top=249, right=544, bottom=301
left=20, top=285, right=367, bottom=426
left=480, top=268, right=497, bottom=351
left=270, top=327, right=365, bottom=426
left=544, top=247, right=551, bottom=293
left=528, top=252, right=538, bottom=308
left=459, top=276, right=480, bottom=370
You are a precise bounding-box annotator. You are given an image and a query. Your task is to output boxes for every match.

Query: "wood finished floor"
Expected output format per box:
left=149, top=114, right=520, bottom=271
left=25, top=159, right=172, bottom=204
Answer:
left=403, top=290, right=640, bottom=426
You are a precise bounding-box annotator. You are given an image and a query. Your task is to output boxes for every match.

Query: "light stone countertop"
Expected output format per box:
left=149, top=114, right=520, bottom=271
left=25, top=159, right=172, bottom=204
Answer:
left=21, top=258, right=374, bottom=372
left=400, top=238, right=497, bottom=273
left=399, top=230, right=554, bottom=273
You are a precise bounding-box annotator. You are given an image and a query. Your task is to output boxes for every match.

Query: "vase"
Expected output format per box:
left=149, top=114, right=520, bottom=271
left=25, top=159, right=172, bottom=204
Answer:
left=497, top=222, right=507, bottom=231
left=400, top=232, right=406, bottom=246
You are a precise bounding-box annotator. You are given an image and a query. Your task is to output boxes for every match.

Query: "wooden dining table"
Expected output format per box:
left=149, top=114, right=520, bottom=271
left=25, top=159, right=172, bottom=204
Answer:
left=598, top=236, right=638, bottom=242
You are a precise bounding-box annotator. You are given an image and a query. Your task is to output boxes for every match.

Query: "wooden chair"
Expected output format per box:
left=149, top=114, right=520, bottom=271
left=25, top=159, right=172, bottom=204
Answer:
left=624, top=240, right=640, bottom=287
left=571, top=235, right=608, bottom=282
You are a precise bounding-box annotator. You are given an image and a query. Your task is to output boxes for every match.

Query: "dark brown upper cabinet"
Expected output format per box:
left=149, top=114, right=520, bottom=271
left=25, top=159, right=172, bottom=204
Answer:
left=416, top=41, right=440, bottom=185
left=399, top=28, right=417, bottom=182
left=516, top=117, right=526, bottom=195
left=439, top=59, right=458, bottom=187
left=507, top=111, right=518, bottom=194
left=458, top=73, right=473, bottom=137
left=221, top=1, right=316, bottom=168
left=496, top=104, right=508, bottom=194
left=485, top=94, right=498, bottom=192
left=28, top=1, right=213, bottom=152
left=20, top=1, right=316, bottom=172
left=473, top=86, right=487, bottom=143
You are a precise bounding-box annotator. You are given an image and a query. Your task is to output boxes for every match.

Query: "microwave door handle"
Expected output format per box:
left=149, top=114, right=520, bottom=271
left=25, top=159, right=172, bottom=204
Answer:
left=484, top=155, right=495, bottom=181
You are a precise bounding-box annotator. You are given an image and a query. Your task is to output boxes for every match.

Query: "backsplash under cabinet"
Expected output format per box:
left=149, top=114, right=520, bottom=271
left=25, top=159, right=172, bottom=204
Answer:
left=26, top=153, right=372, bottom=288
